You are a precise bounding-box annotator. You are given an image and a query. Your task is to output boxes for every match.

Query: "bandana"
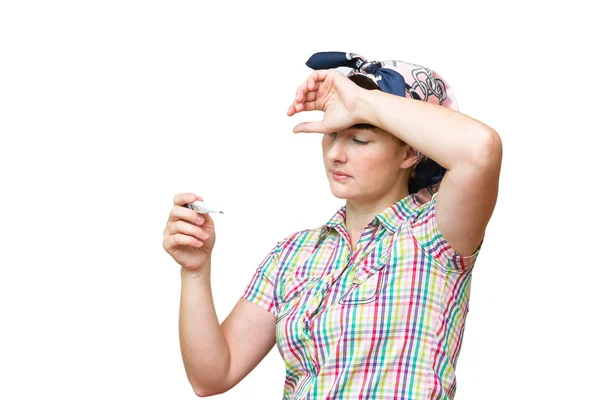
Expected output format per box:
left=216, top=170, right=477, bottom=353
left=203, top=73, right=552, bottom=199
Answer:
left=306, top=51, right=460, bottom=204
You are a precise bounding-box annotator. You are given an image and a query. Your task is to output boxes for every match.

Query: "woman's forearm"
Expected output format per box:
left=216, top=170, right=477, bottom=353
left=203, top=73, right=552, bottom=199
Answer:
left=179, top=264, right=230, bottom=396
left=358, top=89, right=498, bottom=169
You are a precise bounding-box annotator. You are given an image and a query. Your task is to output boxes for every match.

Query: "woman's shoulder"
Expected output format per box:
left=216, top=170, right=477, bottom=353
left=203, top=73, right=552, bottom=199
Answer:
left=278, top=225, right=326, bottom=248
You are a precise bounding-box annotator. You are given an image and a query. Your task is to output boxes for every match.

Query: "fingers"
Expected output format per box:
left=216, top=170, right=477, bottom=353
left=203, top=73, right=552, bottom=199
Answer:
left=295, top=78, right=320, bottom=103
left=295, top=80, right=312, bottom=102
left=293, top=99, right=318, bottom=113
left=163, top=207, right=209, bottom=249
left=290, top=70, right=339, bottom=112
left=166, top=220, right=209, bottom=242
left=302, top=90, right=317, bottom=103
left=163, top=193, right=210, bottom=253
left=287, top=99, right=318, bottom=117
left=292, top=120, right=324, bottom=134
left=288, top=82, right=320, bottom=116
left=164, top=233, right=204, bottom=252
left=169, top=193, right=205, bottom=225
left=168, top=203, right=204, bottom=226
left=288, top=69, right=343, bottom=117
left=173, top=192, right=203, bottom=206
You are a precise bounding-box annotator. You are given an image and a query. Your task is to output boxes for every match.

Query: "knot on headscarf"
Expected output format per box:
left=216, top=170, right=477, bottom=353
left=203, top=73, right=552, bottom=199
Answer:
left=361, top=60, right=382, bottom=74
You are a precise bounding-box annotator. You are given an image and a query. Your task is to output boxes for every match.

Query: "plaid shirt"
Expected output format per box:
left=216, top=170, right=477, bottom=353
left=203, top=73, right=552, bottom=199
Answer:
left=241, top=193, right=482, bottom=399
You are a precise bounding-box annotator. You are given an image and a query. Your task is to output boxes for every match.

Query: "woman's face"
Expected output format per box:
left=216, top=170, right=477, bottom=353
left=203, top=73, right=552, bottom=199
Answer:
left=322, top=126, right=412, bottom=201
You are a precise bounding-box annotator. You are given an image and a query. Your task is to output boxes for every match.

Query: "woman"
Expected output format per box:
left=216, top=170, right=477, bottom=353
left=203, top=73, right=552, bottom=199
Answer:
left=163, top=51, right=502, bottom=399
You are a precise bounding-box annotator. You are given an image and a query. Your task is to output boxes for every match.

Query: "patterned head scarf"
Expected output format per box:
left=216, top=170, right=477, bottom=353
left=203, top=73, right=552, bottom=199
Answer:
left=305, top=51, right=460, bottom=204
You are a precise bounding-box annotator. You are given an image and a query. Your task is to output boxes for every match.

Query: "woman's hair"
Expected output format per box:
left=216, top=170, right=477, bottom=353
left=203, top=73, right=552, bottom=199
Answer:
left=347, top=74, right=406, bottom=146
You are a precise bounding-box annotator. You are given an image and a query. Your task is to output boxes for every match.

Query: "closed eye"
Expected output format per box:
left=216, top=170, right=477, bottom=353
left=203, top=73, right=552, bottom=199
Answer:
left=328, top=133, right=368, bottom=145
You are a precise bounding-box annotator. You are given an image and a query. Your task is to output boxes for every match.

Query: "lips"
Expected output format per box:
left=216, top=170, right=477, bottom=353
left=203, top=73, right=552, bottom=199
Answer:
left=331, top=169, right=351, bottom=177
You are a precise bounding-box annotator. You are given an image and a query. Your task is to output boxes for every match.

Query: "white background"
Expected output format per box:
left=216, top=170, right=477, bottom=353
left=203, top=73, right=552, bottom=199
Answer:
left=1, top=1, right=598, bottom=399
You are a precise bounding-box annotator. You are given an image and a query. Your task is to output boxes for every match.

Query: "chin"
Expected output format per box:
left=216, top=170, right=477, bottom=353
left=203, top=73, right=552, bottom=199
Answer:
left=331, top=192, right=349, bottom=200
left=329, top=185, right=353, bottom=200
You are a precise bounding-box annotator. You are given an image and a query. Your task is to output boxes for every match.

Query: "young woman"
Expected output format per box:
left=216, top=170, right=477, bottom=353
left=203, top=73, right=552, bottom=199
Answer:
left=164, top=52, right=502, bottom=399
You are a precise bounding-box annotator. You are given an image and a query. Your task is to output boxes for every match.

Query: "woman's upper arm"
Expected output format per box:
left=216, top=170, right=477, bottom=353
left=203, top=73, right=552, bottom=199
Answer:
left=209, top=234, right=292, bottom=394
left=435, top=130, right=502, bottom=257
left=216, top=298, right=276, bottom=394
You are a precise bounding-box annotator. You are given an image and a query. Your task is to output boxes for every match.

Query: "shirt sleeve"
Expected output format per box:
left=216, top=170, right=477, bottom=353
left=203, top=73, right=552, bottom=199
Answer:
left=240, top=237, right=287, bottom=317
left=409, top=195, right=484, bottom=273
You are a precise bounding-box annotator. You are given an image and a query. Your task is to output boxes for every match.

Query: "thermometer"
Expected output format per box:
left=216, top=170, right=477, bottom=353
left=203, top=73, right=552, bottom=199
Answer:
left=184, top=201, right=224, bottom=214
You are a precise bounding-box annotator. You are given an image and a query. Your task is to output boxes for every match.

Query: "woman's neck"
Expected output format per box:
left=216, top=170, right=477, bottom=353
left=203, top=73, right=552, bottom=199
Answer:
left=344, top=188, right=411, bottom=238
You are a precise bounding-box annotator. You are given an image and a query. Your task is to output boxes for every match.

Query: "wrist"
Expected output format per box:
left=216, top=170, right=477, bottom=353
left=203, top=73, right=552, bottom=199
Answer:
left=355, top=89, right=383, bottom=127
left=180, top=264, right=211, bottom=281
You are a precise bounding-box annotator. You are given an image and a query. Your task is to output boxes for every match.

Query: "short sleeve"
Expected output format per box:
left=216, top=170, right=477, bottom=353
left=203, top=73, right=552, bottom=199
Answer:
left=240, top=238, right=286, bottom=317
left=409, top=196, right=483, bottom=272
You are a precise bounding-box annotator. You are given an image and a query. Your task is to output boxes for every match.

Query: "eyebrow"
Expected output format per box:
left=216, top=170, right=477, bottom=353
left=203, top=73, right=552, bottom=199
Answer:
left=351, top=123, right=374, bottom=130
left=348, top=124, right=382, bottom=134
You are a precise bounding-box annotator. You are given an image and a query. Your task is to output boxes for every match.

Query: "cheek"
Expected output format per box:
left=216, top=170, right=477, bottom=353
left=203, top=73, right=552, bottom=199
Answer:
left=350, top=154, right=378, bottom=177
left=321, top=137, right=329, bottom=153
left=362, top=152, right=397, bottom=178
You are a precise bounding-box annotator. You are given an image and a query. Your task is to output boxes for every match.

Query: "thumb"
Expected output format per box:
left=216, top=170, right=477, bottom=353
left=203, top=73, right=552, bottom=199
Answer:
left=293, top=120, right=327, bottom=134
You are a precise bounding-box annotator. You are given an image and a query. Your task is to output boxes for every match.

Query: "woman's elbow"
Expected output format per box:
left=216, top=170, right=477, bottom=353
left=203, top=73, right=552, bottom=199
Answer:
left=193, top=381, right=231, bottom=397
left=474, top=129, right=503, bottom=168
left=194, top=385, right=223, bottom=398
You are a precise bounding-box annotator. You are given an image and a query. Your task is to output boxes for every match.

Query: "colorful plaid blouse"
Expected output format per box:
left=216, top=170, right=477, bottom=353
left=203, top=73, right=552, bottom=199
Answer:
left=241, top=193, right=482, bottom=399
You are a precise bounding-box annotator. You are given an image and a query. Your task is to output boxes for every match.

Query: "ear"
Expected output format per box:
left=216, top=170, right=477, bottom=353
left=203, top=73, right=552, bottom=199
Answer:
left=401, top=145, right=420, bottom=169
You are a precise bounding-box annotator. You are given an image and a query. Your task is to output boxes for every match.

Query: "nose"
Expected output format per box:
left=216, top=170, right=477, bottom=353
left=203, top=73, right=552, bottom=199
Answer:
left=324, top=136, right=348, bottom=163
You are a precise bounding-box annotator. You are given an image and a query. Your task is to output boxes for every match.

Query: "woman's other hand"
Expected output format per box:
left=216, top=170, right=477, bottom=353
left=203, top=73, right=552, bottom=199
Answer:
left=162, top=193, right=216, bottom=274
left=287, top=70, right=366, bottom=134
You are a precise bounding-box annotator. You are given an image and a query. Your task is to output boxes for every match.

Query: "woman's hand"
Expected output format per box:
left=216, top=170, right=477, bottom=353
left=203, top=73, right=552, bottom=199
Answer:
left=162, top=193, right=216, bottom=274
left=287, top=70, right=366, bottom=134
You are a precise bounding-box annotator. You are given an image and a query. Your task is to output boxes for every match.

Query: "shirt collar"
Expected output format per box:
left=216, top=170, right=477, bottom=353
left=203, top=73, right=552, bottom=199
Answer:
left=322, top=193, right=423, bottom=236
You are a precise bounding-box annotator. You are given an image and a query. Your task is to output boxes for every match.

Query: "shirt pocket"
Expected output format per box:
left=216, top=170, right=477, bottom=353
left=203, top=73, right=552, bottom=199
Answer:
left=276, top=275, right=320, bottom=322
left=339, top=254, right=390, bottom=305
